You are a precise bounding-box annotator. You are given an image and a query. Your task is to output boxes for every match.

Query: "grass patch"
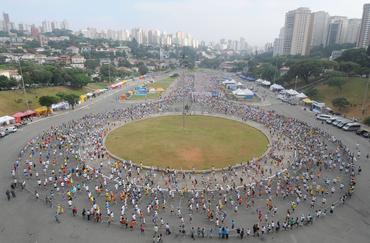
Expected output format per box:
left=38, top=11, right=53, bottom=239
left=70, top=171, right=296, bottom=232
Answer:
left=0, top=86, right=92, bottom=116
left=105, top=115, right=269, bottom=170
left=128, top=76, right=176, bottom=100
left=313, top=77, right=370, bottom=118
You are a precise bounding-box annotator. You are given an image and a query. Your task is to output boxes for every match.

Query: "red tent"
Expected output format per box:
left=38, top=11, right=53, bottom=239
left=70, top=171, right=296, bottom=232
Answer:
left=12, top=110, right=36, bottom=123
left=12, top=112, right=25, bottom=123
left=23, top=110, right=36, bottom=116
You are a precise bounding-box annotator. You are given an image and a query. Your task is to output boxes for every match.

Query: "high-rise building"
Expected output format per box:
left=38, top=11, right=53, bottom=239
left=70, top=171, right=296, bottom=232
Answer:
left=357, top=3, right=370, bottom=48
left=326, top=16, right=348, bottom=46
left=273, top=27, right=285, bottom=56
left=310, top=11, right=330, bottom=48
left=283, top=7, right=312, bottom=56
left=3, top=12, right=10, bottom=32
left=345, top=18, right=362, bottom=44
left=42, top=20, right=52, bottom=33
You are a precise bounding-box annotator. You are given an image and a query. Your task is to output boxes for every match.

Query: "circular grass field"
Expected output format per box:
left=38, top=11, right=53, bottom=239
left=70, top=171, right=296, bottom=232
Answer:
left=105, top=115, right=269, bottom=170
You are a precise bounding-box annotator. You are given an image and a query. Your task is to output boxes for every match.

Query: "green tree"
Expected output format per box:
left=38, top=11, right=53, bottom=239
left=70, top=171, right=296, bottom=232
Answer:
left=332, top=97, right=350, bottom=110
left=138, top=62, right=149, bottom=75
left=327, top=77, right=346, bottom=93
left=64, top=94, right=80, bottom=108
left=338, top=61, right=361, bottom=75
left=0, top=75, right=17, bottom=89
left=66, top=69, right=89, bottom=88
left=39, top=95, right=59, bottom=107
left=305, top=88, right=319, bottom=100
left=337, top=48, right=369, bottom=67
left=85, top=59, right=100, bottom=70
left=288, top=60, right=322, bottom=83
left=260, top=63, right=279, bottom=81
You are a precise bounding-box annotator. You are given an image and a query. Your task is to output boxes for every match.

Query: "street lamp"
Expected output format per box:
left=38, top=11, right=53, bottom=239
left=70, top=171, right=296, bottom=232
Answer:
left=17, top=58, right=30, bottom=110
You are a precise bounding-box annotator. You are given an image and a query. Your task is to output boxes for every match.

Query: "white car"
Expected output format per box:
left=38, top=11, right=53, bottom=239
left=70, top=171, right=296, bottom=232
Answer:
left=5, top=126, right=17, bottom=133
left=316, top=114, right=332, bottom=121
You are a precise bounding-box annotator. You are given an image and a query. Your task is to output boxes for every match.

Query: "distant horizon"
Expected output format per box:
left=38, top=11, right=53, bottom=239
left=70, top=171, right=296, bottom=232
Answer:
left=1, top=0, right=369, bottom=46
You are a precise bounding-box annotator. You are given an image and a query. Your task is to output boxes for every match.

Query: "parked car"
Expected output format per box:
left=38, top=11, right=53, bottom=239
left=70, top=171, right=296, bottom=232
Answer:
left=0, top=130, right=7, bottom=138
left=336, top=120, right=352, bottom=128
left=326, top=117, right=339, bottom=124
left=5, top=126, right=17, bottom=133
left=356, top=129, right=370, bottom=138
left=342, top=123, right=361, bottom=131
left=316, top=114, right=332, bottom=121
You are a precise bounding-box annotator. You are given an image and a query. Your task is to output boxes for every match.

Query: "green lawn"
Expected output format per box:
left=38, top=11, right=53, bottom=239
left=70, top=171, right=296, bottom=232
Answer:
left=105, top=115, right=269, bottom=170
left=0, top=83, right=106, bottom=116
left=128, top=76, right=176, bottom=100
left=313, top=77, right=370, bottom=118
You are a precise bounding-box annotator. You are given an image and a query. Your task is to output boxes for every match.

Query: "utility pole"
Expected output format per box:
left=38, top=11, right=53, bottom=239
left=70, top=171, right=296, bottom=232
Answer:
left=17, top=59, right=30, bottom=110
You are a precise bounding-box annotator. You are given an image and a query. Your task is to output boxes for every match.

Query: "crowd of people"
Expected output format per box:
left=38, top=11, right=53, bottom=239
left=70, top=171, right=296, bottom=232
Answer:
left=10, top=71, right=359, bottom=241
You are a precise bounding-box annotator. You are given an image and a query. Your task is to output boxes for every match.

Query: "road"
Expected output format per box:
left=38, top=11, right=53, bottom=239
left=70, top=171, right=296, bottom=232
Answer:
left=0, top=69, right=369, bottom=243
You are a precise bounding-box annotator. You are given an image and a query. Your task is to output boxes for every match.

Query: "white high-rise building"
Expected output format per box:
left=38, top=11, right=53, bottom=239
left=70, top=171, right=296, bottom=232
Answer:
left=326, top=16, right=348, bottom=46
left=357, top=4, right=370, bottom=48
left=345, top=18, right=362, bottom=44
left=41, top=21, right=52, bottom=33
left=310, top=11, right=330, bottom=48
left=273, top=27, right=285, bottom=56
left=283, top=7, right=312, bottom=56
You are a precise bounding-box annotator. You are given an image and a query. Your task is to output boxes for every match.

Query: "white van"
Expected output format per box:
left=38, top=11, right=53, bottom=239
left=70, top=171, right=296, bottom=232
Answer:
left=316, top=114, right=332, bottom=121
left=342, top=123, right=361, bottom=131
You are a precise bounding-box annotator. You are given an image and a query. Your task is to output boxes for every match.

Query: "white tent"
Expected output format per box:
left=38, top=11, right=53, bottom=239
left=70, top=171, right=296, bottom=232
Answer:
left=256, top=79, right=263, bottom=84
left=285, top=89, right=299, bottom=96
left=232, top=88, right=254, bottom=96
left=0, top=115, right=15, bottom=125
left=296, top=93, right=307, bottom=99
left=261, top=80, right=271, bottom=86
left=237, top=82, right=243, bottom=86
left=51, top=102, right=70, bottom=111
left=222, top=79, right=237, bottom=85
left=270, top=84, right=284, bottom=91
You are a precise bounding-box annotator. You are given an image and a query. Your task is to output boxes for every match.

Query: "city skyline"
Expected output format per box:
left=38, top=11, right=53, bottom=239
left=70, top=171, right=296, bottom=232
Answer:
left=0, top=0, right=369, bottom=46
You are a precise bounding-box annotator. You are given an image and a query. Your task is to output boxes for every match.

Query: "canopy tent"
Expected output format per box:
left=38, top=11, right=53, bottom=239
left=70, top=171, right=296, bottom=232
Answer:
left=261, top=80, right=271, bottom=86
left=256, top=79, right=263, bottom=84
left=156, top=87, right=165, bottom=92
left=285, top=89, right=299, bottom=96
left=222, top=79, right=237, bottom=85
left=51, top=102, right=70, bottom=111
left=148, top=88, right=156, bottom=93
left=12, top=110, right=36, bottom=123
left=34, top=106, right=48, bottom=116
left=270, top=84, right=284, bottom=91
left=23, top=110, right=36, bottom=116
left=0, top=116, right=15, bottom=126
left=79, top=95, right=87, bottom=104
left=302, top=98, right=313, bottom=104
left=237, top=82, right=243, bottom=87
left=296, top=93, right=307, bottom=99
left=232, top=88, right=254, bottom=99
left=110, top=80, right=126, bottom=89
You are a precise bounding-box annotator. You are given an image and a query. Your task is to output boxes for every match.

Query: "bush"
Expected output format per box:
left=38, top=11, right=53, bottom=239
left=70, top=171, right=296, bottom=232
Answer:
left=332, top=97, right=350, bottom=110
left=364, top=116, right=370, bottom=126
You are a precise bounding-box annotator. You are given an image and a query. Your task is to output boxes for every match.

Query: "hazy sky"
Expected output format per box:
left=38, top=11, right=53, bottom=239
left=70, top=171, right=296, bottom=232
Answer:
left=1, top=0, right=369, bottom=46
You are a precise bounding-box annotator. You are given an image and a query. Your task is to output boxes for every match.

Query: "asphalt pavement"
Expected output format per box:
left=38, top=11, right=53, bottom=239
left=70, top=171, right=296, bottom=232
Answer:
left=0, top=70, right=369, bottom=243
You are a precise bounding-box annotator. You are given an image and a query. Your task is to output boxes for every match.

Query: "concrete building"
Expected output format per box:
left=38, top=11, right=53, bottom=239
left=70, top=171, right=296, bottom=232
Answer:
left=273, top=27, right=285, bottom=56
left=357, top=3, right=370, bottom=48
left=326, top=16, right=348, bottom=46
left=345, top=18, right=361, bottom=44
left=283, top=8, right=312, bottom=56
left=310, top=11, right=330, bottom=48
left=2, top=12, right=10, bottom=33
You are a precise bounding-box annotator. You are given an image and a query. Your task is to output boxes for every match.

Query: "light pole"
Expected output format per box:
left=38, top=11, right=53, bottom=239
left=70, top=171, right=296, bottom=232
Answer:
left=17, top=59, right=30, bottom=110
